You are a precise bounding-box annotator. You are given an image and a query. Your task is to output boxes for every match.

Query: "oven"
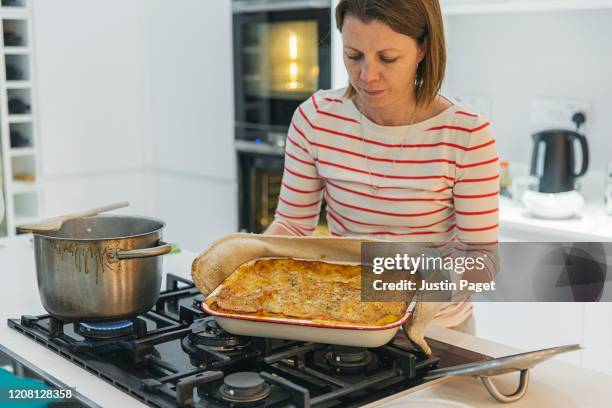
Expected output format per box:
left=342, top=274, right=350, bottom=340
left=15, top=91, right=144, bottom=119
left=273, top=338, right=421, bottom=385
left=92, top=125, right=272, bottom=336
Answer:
left=237, top=150, right=327, bottom=233
left=237, top=151, right=284, bottom=233
left=233, top=0, right=332, bottom=233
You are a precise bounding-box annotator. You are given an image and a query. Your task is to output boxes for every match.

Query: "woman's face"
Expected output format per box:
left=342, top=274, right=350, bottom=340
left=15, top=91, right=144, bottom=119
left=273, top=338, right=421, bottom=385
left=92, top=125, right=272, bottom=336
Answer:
left=342, top=15, right=425, bottom=109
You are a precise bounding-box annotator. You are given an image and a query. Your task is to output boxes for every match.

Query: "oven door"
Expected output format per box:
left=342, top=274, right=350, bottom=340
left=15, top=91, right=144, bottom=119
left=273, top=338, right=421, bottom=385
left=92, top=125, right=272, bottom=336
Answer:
left=237, top=151, right=284, bottom=233
left=237, top=149, right=327, bottom=234
left=233, top=0, right=331, bottom=136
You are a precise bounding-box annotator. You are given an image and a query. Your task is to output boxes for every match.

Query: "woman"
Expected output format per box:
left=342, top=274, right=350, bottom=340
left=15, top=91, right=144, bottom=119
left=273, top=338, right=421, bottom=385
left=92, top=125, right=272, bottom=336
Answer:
left=265, top=0, right=499, bottom=334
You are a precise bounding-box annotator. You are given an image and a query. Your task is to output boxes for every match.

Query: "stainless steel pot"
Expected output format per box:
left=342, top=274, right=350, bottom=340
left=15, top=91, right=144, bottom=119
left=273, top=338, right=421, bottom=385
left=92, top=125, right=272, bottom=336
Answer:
left=33, top=215, right=171, bottom=322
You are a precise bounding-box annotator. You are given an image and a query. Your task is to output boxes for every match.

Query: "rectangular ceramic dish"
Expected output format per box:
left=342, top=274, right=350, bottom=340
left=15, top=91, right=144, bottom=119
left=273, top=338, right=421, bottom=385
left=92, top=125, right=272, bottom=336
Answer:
left=202, top=286, right=417, bottom=348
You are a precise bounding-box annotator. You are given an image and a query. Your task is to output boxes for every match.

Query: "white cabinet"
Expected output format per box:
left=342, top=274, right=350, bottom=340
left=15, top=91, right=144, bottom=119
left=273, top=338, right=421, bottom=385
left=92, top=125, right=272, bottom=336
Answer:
left=582, top=303, right=612, bottom=375
left=145, top=0, right=237, bottom=248
left=153, top=172, right=237, bottom=252
left=20, top=0, right=237, bottom=246
left=476, top=302, right=612, bottom=375
left=0, top=0, right=41, bottom=238
left=33, top=0, right=150, bottom=177
left=473, top=303, right=585, bottom=366
left=146, top=0, right=235, bottom=182
left=440, top=0, right=612, bottom=14
left=30, top=0, right=156, bottom=218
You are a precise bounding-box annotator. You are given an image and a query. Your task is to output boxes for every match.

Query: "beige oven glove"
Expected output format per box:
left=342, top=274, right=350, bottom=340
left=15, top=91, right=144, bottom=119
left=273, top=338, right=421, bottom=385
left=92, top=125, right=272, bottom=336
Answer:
left=402, top=295, right=445, bottom=356
left=192, top=232, right=440, bottom=355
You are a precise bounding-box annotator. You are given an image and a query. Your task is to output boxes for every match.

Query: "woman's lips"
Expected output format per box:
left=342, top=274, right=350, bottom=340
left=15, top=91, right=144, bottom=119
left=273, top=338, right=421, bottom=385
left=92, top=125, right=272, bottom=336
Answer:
left=363, top=89, right=385, bottom=96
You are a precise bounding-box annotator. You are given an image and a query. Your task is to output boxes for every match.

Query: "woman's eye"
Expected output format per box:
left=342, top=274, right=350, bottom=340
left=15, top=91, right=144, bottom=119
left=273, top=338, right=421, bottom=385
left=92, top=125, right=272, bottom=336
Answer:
left=347, top=54, right=362, bottom=61
left=380, top=57, right=397, bottom=63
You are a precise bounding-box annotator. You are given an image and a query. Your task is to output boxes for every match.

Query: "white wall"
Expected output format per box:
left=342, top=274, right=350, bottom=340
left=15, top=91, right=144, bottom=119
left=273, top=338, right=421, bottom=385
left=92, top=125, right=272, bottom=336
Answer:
left=331, top=0, right=348, bottom=89
left=446, top=9, right=612, bottom=174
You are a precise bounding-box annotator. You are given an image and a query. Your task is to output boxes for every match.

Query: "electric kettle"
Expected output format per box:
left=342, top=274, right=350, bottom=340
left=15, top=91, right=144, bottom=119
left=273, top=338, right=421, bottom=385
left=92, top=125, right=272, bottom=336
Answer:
left=529, top=129, right=589, bottom=193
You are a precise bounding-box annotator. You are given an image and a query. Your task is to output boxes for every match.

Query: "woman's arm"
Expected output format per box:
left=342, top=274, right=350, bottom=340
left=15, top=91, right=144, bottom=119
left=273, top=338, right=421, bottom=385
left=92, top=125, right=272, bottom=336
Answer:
left=263, top=96, right=325, bottom=236
left=452, top=116, right=499, bottom=244
left=263, top=222, right=295, bottom=236
left=449, top=114, right=500, bottom=284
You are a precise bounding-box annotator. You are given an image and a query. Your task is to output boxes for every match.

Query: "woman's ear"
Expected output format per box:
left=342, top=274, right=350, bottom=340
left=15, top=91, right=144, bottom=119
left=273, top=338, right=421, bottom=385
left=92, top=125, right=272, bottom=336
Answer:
left=417, top=39, right=427, bottom=64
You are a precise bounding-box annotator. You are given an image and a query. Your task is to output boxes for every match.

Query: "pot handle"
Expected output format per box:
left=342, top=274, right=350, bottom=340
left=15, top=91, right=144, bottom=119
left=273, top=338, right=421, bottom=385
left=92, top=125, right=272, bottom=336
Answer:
left=480, top=369, right=530, bottom=403
left=116, top=241, right=172, bottom=260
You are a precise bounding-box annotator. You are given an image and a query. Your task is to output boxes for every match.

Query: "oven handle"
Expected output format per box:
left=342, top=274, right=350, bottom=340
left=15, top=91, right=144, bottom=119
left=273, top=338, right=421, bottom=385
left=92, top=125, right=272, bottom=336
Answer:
left=233, top=0, right=331, bottom=13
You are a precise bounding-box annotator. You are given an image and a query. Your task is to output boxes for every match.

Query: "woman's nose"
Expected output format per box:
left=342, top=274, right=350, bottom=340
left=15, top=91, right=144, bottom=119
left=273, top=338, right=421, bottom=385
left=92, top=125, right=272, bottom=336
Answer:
left=359, top=60, right=381, bottom=83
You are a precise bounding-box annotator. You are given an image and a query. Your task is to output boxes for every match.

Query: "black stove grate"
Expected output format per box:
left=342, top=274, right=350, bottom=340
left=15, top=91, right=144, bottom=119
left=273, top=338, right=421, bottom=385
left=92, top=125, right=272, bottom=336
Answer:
left=7, top=274, right=485, bottom=408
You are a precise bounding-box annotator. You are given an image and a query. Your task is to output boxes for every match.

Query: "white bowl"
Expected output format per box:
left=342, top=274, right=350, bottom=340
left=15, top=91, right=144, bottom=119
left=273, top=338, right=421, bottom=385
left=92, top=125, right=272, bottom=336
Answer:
left=521, top=190, right=585, bottom=219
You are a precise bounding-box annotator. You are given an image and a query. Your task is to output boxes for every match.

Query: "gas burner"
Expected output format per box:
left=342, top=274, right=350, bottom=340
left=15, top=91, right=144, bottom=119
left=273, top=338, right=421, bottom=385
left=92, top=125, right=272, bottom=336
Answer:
left=189, top=317, right=251, bottom=351
left=314, top=345, right=379, bottom=374
left=217, top=372, right=271, bottom=404
left=77, top=320, right=135, bottom=340
left=9, top=274, right=484, bottom=408
left=181, top=317, right=252, bottom=367
left=192, top=294, right=205, bottom=309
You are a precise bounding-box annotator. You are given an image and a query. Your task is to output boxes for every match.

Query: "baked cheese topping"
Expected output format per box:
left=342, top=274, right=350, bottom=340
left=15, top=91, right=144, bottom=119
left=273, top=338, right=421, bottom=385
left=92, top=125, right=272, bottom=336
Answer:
left=206, top=258, right=408, bottom=326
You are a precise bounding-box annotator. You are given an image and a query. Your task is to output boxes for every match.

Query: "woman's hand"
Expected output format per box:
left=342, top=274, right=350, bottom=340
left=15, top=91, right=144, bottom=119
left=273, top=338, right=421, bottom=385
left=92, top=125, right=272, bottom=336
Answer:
left=403, top=296, right=445, bottom=356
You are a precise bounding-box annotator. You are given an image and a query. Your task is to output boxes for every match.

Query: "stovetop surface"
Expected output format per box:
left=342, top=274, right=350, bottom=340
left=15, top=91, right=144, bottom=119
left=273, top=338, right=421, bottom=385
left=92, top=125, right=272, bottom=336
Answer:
left=7, top=274, right=489, bottom=408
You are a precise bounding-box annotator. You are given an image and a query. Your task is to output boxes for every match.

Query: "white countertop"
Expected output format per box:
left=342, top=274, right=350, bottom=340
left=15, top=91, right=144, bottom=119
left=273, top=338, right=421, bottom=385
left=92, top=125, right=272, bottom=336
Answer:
left=0, top=235, right=153, bottom=408
left=499, top=196, right=612, bottom=241
left=1, top=235, right=612, bottom=407
left=371, top=326, right=612, bottom=407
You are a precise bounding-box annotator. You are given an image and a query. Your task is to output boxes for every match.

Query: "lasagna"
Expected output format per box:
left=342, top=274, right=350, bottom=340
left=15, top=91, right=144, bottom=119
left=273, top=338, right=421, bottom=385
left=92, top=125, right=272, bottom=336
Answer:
left=205, top=258, right=408, bottom=326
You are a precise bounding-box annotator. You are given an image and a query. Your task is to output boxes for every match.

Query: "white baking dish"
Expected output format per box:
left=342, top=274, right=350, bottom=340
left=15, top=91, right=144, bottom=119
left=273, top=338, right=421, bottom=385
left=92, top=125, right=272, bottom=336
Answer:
left=202, top=291, right=417, bottom=348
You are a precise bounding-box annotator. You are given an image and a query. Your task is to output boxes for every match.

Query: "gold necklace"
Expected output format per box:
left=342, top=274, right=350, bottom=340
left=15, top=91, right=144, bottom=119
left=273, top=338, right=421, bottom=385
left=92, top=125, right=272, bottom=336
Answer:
left=356, top=98, right=418, bottom=194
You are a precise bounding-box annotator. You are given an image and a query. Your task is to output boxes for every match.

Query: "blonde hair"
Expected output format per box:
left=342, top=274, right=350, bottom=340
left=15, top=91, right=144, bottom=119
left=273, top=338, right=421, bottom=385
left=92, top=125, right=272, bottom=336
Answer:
left=335, top=0, right=446, bottom=109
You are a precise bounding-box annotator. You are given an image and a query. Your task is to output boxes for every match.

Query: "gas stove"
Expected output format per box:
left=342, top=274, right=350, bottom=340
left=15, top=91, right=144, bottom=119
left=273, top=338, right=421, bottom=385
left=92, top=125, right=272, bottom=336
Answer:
left=7, top=274, right=487, bottom=407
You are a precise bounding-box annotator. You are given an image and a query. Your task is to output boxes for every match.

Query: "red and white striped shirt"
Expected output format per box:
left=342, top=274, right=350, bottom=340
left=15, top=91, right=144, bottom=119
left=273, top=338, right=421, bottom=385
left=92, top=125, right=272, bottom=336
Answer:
left=271, top=88, right=500, bottom=327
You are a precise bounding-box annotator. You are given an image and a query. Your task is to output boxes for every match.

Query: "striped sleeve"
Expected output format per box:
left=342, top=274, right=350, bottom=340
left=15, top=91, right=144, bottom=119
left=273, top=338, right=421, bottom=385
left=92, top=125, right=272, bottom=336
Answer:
left=452, top=114, right=500, bottom=243
left=270, top=98, right=325, bottom=236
